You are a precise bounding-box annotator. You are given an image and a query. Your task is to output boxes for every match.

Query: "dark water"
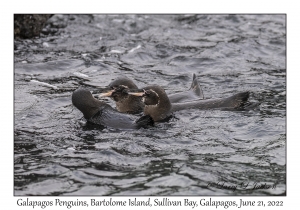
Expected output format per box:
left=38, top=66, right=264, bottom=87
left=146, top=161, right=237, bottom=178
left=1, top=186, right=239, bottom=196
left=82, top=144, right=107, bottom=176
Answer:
left=14, top=15, right=286, bottom=196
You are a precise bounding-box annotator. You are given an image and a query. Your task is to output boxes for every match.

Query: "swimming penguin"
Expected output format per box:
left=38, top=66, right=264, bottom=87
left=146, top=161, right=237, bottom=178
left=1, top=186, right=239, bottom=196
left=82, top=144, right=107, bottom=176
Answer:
left=99, top=74, right=204, bottom=114
left=98, top=77, right=143, bottom=114
left=127, top=85, right=250, bottom=122
left=72, top=88, right=153, bottom=129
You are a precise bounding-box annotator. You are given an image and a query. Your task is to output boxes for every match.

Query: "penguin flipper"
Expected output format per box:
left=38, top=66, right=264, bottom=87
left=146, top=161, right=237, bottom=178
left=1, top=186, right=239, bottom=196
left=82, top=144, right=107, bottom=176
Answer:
left=190, top=73, right=204, bottom=99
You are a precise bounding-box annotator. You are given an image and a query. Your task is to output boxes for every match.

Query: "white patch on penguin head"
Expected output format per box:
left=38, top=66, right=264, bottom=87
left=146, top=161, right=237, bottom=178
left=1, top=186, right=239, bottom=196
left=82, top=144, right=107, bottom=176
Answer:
left=143, top=89, right=160, bottom=107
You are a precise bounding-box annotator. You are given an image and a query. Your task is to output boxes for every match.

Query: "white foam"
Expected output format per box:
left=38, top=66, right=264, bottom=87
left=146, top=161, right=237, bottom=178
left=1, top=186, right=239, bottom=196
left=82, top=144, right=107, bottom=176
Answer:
left=42, top=42, right=49, bottom=47
left=128, top=45, right=141, bottom=53
left=73, top=72, right=89, bottom=78
left=30, top=80, right=58, bottom=89
left=110, top=49, right=123, bottom=54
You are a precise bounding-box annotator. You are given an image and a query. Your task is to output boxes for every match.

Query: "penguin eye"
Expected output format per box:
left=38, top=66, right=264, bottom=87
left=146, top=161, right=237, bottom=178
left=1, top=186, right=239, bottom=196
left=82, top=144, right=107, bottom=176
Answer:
left=116, top=86, right=124, bottom=92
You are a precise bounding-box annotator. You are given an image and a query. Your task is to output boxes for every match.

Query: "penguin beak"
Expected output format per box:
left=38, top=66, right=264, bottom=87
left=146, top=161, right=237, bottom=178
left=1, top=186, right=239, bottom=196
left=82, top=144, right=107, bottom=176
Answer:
left=127, top=92, right=145, bottom=97
left=99, top=89, right=114, bottom=97
left=127, top=89, right=145, bottom=97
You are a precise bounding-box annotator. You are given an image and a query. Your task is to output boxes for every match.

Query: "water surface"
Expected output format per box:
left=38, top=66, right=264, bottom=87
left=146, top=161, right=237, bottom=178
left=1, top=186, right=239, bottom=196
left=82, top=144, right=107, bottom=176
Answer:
left=14, top=14, right=286, bottom=196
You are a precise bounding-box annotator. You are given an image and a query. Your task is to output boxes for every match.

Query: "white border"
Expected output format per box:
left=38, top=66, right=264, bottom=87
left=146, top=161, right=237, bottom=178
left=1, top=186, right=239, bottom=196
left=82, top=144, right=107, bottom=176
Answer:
left=4, top=0, right=294, bottom=209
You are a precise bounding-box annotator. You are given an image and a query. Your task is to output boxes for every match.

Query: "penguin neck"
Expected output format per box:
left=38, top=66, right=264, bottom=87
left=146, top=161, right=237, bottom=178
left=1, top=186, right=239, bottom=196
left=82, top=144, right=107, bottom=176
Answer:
left=144, top=95, right=172, bottom=122
left=72, top=90, right=106, bottom=119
